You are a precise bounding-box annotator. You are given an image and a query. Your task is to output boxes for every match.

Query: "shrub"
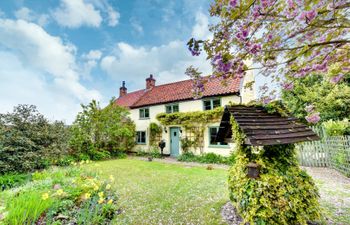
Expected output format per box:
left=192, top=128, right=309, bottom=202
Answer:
left=0, top=173, right=31, bottom=191
left=69, top=99, right=136, bottom=161
left=0, top=105, right=69, bottom=174
left=323, top=119, right=350, bottom=136
left=177, top=152, right=235, bottom=165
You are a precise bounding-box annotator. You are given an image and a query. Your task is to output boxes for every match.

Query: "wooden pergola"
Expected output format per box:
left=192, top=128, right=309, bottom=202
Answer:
left=216, top=105, right=319, bottom=146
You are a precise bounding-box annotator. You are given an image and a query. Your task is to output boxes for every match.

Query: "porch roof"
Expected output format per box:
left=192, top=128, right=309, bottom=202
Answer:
left=216, top=105, right=320, bottom=146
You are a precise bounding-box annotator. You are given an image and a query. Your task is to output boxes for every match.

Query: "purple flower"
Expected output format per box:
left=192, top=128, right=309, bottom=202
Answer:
left=306, top=10, right=317, bottom=21
left=305, top=112, right=320, bottom=124
left=229, top=0, right=238, bottom=8
left=330, top=74, right=344, bottom=84
left=250, top=43, right=262, bottom=55
left=282, top=82, right=294, bottom=90
left=242, top=29, right=249, bottom=38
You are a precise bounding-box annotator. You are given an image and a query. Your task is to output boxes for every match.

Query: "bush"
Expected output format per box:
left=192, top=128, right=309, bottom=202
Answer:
left=323, top=119, right=350, bottom=136
left=69, top=99, right=136, bottom=161
left=0, top=105, right=70, bottom=174
left=177, top=152, right=235, bottom=165
left=0, top=173, right=31, bottom=190
left=0, top=166, right=118, bottom=224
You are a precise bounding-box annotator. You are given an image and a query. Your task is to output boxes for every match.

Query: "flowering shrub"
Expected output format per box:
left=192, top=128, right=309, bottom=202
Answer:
left=0, top=166, right=119, bottom=224
left=323, top=119, right=350, bottom=136
left=186, top=0, right=350, bottom=120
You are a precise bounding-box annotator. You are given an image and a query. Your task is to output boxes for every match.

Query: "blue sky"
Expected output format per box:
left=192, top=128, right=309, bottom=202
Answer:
left=0, top=0, right=214, bottom=123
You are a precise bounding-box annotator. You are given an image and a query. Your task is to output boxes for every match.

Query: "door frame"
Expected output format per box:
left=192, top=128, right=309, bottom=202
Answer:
left=169, top=127, right=180, bottom=157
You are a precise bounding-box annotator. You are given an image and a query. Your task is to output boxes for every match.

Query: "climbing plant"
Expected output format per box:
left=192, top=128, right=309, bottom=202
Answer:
left=228, top=102, right=321, bottom=224
left=149, top=122, right=162, bottom=147
left=156, top=107, right=223, bottom=153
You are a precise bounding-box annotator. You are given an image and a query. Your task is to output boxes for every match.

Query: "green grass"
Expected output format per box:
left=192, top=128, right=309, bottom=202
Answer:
left=83, top=159, right=229, bottom=225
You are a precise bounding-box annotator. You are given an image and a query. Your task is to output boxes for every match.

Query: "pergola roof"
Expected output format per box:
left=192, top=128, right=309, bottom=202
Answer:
left=216, top=105, right=319, bottom=146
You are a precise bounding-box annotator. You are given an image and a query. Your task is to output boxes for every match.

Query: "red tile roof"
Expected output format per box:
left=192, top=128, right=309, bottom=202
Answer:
left=115, top=76, right=242, bottom=108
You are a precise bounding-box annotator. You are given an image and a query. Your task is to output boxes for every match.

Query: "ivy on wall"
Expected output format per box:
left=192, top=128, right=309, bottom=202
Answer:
left=156, top=107, right=224, bottom=153
left=228, top=102, right=322, bottom=224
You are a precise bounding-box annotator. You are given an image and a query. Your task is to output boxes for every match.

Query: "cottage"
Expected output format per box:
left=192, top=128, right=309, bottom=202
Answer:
left=114, top=72, right=255, bottom=156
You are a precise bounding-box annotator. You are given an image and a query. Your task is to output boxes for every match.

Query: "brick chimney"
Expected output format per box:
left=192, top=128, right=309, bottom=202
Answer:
left=146, top=74, right=156, bottom=89
left=119, top=81, right=127, bottom=97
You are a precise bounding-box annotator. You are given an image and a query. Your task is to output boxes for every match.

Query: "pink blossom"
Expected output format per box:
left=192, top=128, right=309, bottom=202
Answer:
left=229, top=0, right=238, bottom=8
left=330, top=74, right=344, bottom=84
left=305, top=112, right=320, bottom=124
left=282, top=82, right=294, bottom=90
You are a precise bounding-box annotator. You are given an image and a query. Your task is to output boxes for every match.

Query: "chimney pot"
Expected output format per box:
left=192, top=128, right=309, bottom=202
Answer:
left=146, top=74, right=156, bottom=89
left=119, top=81, right=127, bottom=97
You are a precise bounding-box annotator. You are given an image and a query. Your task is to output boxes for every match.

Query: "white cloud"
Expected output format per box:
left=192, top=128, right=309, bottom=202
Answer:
left=107, top=6, right=119, bottom=27
left=14, top=7, right=49, bottom=26
left=100, top=40, right=212, bottom=90
left=130, top=18, right=143, bottom=35
left=100, top=11, right=213, bottom=90
left=81, top=50, right=103, bottom=79
left=191, top=11, right=211, bottom=40
left=52, top=0, right=120, bottom=28
left=52, top=0, right=103, bottom=28
left=0, top=19, right=101, bottom=123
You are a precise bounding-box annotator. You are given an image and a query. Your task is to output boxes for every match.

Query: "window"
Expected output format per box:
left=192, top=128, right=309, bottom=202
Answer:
left=139, top=108, right=150, bottom=119
left=165, top=104, right=179, bottom=113
left=209, top=127, right=228, bottom=146
left=136, top=131, right=146, bottom=144
left=203, top=98, right=221, bottom=110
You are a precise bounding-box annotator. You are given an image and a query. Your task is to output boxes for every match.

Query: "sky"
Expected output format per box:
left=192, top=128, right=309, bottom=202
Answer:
left=0, top=0, right=215, bottom=123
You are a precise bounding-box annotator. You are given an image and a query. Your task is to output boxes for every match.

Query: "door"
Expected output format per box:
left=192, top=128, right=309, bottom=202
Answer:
left=170, top=127, right=180, bottom=156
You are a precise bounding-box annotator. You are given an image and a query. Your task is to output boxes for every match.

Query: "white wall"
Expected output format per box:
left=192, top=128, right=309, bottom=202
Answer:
left=130, top=95, right=241, bottom=156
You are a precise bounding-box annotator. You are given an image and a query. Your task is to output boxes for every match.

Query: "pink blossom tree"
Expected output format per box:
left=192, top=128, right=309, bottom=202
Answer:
left=187, top=0, right=350, bottom=123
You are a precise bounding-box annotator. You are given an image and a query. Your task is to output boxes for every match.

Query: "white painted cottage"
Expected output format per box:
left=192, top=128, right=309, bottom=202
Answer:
left=115, top=72, right=255, bottom=156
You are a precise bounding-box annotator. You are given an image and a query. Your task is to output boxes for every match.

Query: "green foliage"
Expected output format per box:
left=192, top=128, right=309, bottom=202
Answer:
left=0, top=166, right=118, bottom=224
left=180, top=137, right=196, bottom=153
left=149, top=122, right=162, bottom=147
left=282, top=74, right=350, bottom=122
left=135, top=148, right=163, bottom=158
left=228, top=115, right=321, bottom=224
left=0, top=105, right=70, bottom=174
left=323, top=119, right=350, bottom=136
left=69, top=99, right=136, bottom=161
left=177, top=152, right=235, bottom=165
left=157, top=107, right=224, bottom=152
left=0, top=173, right=31, bottom=191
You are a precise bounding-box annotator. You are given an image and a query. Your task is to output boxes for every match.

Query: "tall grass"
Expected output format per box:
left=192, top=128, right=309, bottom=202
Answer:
left=5, top=190, right=53, bottom=225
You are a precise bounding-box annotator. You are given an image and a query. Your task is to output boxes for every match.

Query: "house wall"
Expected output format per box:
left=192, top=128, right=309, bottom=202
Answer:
left=130, top=95, right=240, bottom=156
left=129, top=72, right=256, bottom=157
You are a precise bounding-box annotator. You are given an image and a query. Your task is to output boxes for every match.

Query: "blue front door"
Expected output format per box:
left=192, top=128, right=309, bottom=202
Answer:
left=170, top=127, right=180, bottom=156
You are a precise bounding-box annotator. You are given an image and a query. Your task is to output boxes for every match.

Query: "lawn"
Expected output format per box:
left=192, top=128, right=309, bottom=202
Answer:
left=83, top=158, right=229, bottom=224
left=82, top=158, right=350, bottom=225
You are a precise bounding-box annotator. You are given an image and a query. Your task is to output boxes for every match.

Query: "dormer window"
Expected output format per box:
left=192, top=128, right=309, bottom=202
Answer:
left=139, top=108, right=150, bottom=119
left=165, top=104, right=179, bottom=113
left=203, top=98, right=221, bottom=110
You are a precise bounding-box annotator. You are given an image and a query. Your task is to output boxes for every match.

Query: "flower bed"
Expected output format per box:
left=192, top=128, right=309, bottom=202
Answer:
left=0, top=165, right=118, bottom=224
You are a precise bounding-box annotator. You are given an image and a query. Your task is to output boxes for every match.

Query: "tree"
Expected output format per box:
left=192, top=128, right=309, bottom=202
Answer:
left=0, top=105, right=69, bottom=174
left=187, top=0, right=350, bottom=122
left=69, top=99, right=136, bottom=160
left=282, top=74, right=350, bottom=122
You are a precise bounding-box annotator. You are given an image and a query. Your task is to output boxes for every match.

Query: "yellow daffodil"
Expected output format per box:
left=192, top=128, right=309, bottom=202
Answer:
left=83, top=193, right=91, bottom=200
left=93, top=184, right=99, bottom=191
left=107, top=199, right=113, bottom=205
left=98, top=198, right=104, bottom=204
left=106, top=184, right=111, bottom=190
left=109, top=175, right=115, bottom=182
left=56, top=189, right=64, bottom=196
left=98, top=192, right=104, bottom=198
left=42, top=193, right=49, bottom=200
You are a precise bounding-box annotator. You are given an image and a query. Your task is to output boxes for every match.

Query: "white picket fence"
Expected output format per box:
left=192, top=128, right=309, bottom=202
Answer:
left=297, top=136, right=350, bottom=176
